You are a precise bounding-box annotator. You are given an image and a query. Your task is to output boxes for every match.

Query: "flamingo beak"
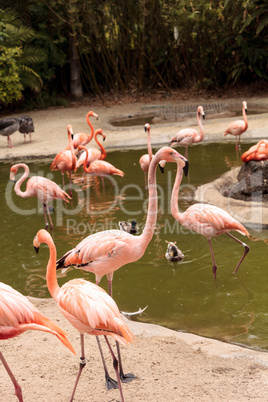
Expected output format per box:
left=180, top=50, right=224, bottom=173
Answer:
left=245, top=108, right=248, bottom=115
left=71, top=134, right=74, bottom=140
left=183, top=160, right=189, bottom=177
left=202, top=113, right=205, bottom=120
left=34, top=246, right=39, bottom=254
left=10, top=172, right=16, bottom=182
left=103, top=137, right=106, bottom=142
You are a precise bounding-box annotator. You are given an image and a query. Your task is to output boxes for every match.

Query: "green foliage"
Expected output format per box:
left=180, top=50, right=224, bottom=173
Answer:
left=0, top=46, right=23, bottom=106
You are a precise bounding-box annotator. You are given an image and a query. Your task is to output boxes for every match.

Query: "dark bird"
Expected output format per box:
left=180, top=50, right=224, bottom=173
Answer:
left=18, top=116, right=35, bottom=143
left=0, top=118, right=20, bottom=148
left=119, top=220, right=139, bottom=234
left=165, top=241, right=184, bottom=262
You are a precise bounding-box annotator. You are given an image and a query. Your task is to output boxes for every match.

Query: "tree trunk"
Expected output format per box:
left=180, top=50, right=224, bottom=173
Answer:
left=69, top=34, right=83, bottom=98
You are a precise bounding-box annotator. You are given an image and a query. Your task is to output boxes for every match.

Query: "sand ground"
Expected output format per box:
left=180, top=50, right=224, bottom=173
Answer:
left=1, top=91, right=268, bottom=401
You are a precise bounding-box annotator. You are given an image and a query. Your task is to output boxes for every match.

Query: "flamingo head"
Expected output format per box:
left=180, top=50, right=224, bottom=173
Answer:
left=198, top=106, right=205, bottom=119
left=242, top=101, right=247, bottom=114
left=10, top=165, right=18, bottom=182
left=144, top=123, right=150, bottom=133
left=88, top=111, right=98, bottom=120
left=67, top=124, right=74, bottom=140
left=157, top=147, right=189, bottom=176
left=33, top=229, right=52, bottom=253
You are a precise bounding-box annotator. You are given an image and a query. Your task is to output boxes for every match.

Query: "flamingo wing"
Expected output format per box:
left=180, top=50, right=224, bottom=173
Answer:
left=57, top=279, right=135, bottom=345
left=89, top=160, right=124, bottom=176
left=28, top=177, right=70, bottom=201
left=171, top=129, right=198, bottom=147
left=224, top=120, right=247, bottom=136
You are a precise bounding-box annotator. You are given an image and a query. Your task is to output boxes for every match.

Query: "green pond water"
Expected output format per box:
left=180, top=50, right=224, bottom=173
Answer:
left=1, top=142, right=268, bottom=351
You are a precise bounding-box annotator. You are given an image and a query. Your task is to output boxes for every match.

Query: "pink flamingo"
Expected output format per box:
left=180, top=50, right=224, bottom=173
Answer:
left=50, top=125, right=77, bottom=197
left=224, top=101, right=248, bottom=150
left=168, top=155, right=250, bottom=278
left=56, top=146, right=186, bottom=387
left=241, top=139, right=268, bottom=162
left=169, top=106, right=205, bottom=158
left=0, top=281, right=75, bottom=402
left=33, top=229, right=135, bottom=402
left=10, top=163, right=71, bottom=230
left=78, top=145, right=124, bottom=186
left=76, top=129, right=107, bottom=182
left=139, top=123, right=154, bottom=189
left=71, top=111, right=98, bottom=149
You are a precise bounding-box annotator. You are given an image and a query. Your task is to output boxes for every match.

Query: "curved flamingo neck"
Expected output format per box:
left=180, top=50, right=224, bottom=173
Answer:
left=86, top=112, right=95, bottom=142
left=242, top=105, right=248, bottom=130
left=138, top=152, right=160, bottom=245
left=14, top=164, right=30, bottom=198
left=196, top=109, right=204, bottom=143
left=147, top=127, right=153, bottom=161
left=170, top=163, right=184, bottom=223
left=41, top=232, right=60, bottom=300
left=94, top=129, right=106, bottom=160
left=67, top=127, right=76, bottom=169
left=80, top=146, right=91, bottom=173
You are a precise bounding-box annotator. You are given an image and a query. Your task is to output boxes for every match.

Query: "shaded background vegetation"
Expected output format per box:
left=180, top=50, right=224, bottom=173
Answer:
left=0, top=0, right=267, bottom=111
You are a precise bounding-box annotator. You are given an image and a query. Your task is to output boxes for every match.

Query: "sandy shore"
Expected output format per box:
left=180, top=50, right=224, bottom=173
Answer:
left=1, top=93, right=268, bottom=401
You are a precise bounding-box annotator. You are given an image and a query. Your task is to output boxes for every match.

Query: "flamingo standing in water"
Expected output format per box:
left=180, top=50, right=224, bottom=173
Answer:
left=224, top=101, right=248, bottom=150
left=166, top=156, right=250, bottom=278
left=56, top=146, right=187, bottom=387
left=50, top=125, right=77, bottom=196
left=33, top=229, right=135, bottom=402
left=78, top=145, right=124, bottom=187
left=139, top=123, right=154, bottom=189
left=241, top=139, right=268, bottom=162
left=71, top=111, right=98, bottom=149
left=169, top=106, right=205, bottom=158
left=76, top=129, right=107, bottom=182
left=0, top=281, right=75, bottom=402
left=10, top=163, right=71, bottom=230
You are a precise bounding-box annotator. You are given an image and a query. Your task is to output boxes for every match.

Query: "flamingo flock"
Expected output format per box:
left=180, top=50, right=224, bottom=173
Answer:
left=2, top=102, right=256, bottom=400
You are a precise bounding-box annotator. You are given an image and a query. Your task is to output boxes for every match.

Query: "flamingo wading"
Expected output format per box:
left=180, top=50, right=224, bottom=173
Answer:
left=0, top=282, right=75, bottom=402
left=169, top=105, right=205, bottom=158
left=224, top=101, right=248, bottom=150
left=56, top=146, right=187, bottom=387
left=50, top=124, right=77, bottom=197
left=10, top=163, right=71, bottom=230
left=33, top=229, right=135, bottom=402
left=71, top=111, right=98, bottom=149
left=166, top=155, right=250, bottom=278
left=139, top=123, right=154, bottom=189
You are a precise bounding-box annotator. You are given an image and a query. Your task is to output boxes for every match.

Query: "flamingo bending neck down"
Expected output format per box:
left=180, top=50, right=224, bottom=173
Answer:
left=169, top=106, right=205, bottom=159
left=56, top=146, right=186, bottom=388
left=78, top=145, right=123, bottom=187
left=50, top=125, right=77, bottom=197
left=224, top=101, right=248, bottom=151
left=139, top=123, right=154, bottom=189
left=33, top=229, right=135, bottom=402
left=0, top=281, right=75, bottom=402
left=169, top=157, right=250, bottom=278
left=10, top=163, right=71, bottom=230
left=71, top=111, right=98, bottom=149
left=76, top=128, right=107, bottom=182
left=241, top=139, right=268, bottom=162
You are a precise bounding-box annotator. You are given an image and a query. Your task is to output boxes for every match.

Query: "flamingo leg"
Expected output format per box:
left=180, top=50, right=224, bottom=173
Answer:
left=95, top=336, right=118, bottom=390
left=43, top=203, right=49, bottom=229
left=70, top=334, right=86, bottom=402
left=30, top=133, right=32, bottom=143
left=69, top=172, right=73, bottom=198
left=24, top=134, right=27, bottom=144
left=185, top=147, right=188, bottom=159
left=226, top=233, right=250, bottom=274
left=207, top=239, right=217, bottom=278
left=0, top=350, right=23, bottom=402
left=104, top=336, right=125, bottom=402
left=61, top=172, right=65, bottom=189
left=45, top=203, right=54, bottom=230
left=8, top=136, right=12, bottom=148
left=108, top=279, right=135, bottom=384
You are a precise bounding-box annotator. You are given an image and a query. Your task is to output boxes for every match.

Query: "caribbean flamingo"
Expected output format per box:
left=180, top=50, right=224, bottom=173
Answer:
left=241, top=139, right=268, bottom=162
left=224, top=101, right=248, bottom=150
left=33, top=229, right=135, bottom=402
left=139, top=123, right=154, bottom=189
left=0, top=281, right=75, bottom=402
left=168, top=156, right=250, bottom=278
left=169, top=105, right=205, bottom=158
left=78, top=145, right=124, bottom=187
left=10, top=163, right=71, bottom=230
left=76, top=129, right=107, bottom=182
left=71, top=111, right=98, bottom=149
left=50, top=125, right=77, bottom=196
left=56, top=146, right=186, bottom=387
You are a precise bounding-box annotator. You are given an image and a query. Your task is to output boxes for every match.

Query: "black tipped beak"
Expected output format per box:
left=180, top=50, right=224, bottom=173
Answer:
left=203, top=113, right=205, bottom=120
left=71, top=134, right=74, bottom=140
left=245, top=108, right=248, bottom=115
left=183, top=160, right=189, bottom=177
left=34, top=246, right=39, bottom=254
left=103, top=137, right=106, bottom=142
left=159, top=164, right=165, bottom=174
